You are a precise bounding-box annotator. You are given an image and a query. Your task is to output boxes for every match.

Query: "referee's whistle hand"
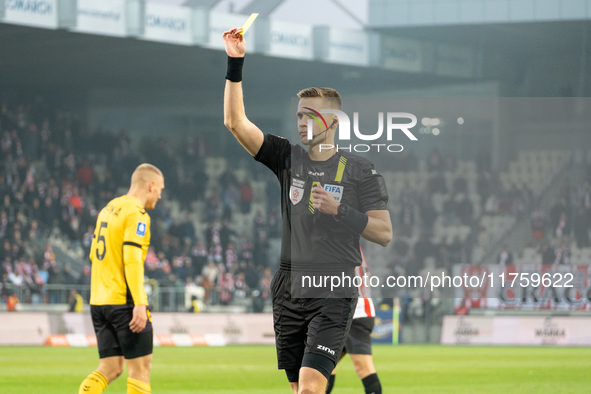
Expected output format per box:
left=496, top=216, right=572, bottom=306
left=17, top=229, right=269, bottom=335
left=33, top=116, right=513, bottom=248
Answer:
left=222, top=28, right=246, bottom=58
left=311, top=184, right=339, bottom=215
left=129, top=304, right=148, bottom=333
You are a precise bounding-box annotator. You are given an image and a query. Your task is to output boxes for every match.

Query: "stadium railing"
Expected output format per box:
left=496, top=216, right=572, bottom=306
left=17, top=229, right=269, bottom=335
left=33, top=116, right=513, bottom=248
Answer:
left=1, top=283, right=258, bottom=313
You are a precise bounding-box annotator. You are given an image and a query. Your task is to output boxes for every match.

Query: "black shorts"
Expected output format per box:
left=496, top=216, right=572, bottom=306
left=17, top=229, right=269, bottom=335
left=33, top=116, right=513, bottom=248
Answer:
left=343, top=317, right=374, bottom=355
left=90, top=304, right=153, bottom=359
left=272, top=268, right=357, bottom=371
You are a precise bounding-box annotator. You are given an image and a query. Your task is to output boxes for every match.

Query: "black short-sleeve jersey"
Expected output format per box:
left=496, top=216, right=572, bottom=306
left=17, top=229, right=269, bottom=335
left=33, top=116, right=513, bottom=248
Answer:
left=254, top=133, right=388, bottom=270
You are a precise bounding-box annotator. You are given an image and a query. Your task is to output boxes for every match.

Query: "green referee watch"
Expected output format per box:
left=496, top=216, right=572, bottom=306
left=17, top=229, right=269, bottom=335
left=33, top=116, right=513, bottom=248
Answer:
left=334, top=203, right=349, bottom=221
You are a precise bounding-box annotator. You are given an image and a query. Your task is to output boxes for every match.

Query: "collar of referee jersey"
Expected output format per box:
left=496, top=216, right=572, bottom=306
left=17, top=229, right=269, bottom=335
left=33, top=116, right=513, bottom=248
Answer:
left=293, top=151, right=346, bottom=182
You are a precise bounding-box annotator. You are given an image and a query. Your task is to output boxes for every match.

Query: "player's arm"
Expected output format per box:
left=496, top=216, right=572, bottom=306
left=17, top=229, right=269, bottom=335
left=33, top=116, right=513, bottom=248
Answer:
left=222, top=27, right=264, bottom=157
left=312, top=188, right=392, bottom=247
left=124, top=243, right=148, bottom=333
left=123, top=244, right=148, bottom=306
left=356, top=163, right=392, bottom=247
left=360, top=210, right=392, bottom=247
left=123, top=212, right=150, bottom=333
left=312, top=163, right=392, bottom=247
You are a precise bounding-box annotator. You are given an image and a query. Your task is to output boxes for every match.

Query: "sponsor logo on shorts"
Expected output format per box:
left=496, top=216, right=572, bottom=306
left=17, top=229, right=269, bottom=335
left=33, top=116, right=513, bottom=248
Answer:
left=317, top=344, right=335, bottom=355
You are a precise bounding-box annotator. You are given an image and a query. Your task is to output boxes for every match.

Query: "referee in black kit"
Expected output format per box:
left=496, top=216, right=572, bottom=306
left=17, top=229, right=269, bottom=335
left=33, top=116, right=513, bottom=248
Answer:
left=222, top=28, right=392, bottom=394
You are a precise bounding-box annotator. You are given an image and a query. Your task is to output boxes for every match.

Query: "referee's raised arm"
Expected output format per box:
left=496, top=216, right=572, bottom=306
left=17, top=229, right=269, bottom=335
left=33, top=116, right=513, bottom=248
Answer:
left=222, top=28, right=264, bottom=157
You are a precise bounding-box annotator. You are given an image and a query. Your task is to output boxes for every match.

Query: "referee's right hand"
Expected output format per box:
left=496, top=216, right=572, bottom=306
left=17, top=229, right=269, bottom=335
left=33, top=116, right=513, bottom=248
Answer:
left=129, top=304, right=148, bottom=333
left=222, top=28, right=245, bottom=58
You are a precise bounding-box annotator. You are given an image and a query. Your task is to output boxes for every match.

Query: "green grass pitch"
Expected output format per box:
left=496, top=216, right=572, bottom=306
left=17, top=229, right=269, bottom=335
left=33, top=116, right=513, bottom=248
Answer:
left=1, top=345, right=590, bottom=393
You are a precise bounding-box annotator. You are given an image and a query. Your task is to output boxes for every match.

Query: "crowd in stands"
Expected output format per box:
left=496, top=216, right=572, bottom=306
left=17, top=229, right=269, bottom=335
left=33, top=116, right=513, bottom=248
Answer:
left=526, top=174, right=591, bottom=265
left=2, top=97, right=587, bottom=309
left=379, top=146, right=540, bottom=281
left=0, top=99, right=280, bottom=308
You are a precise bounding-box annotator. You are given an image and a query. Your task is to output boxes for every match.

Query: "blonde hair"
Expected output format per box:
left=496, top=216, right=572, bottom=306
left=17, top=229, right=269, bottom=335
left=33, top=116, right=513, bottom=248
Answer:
left=297, top=87, right=342, bottom=109
left=130, top=163, right=163, bottom=187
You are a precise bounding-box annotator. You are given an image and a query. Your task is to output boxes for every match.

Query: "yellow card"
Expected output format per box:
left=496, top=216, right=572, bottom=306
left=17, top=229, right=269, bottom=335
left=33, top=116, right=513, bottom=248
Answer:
left=240, top=13, right=259, bottom=35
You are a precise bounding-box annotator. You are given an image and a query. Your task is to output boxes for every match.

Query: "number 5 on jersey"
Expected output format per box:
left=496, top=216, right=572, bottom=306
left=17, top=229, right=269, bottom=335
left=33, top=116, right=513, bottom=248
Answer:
left=96, top=222, right=108, bottom=261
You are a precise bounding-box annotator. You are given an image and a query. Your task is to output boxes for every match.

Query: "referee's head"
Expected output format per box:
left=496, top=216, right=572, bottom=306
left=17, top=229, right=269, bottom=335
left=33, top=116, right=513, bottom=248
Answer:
left=296, top=87, right=341, bottom=146
left=129, top=163, right=165, bottom=210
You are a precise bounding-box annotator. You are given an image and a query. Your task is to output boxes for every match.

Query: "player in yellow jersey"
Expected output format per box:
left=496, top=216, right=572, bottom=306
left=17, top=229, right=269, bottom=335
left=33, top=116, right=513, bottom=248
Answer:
left=78, top=163, right=164, bottom=394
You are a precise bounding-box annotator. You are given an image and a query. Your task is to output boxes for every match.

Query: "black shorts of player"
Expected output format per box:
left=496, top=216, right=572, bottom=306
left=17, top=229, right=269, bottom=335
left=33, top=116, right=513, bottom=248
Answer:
left=272, top=268, right=357, bottom=381
left=91, top=304, right=153, bottom=359
left=342, top=317, right=375, bottom=356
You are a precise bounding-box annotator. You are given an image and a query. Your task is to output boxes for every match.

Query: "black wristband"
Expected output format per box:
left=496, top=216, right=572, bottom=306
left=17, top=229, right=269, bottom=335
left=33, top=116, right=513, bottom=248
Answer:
left=226, top=56, right=244, bottom=82
left=338, top=205, right=368, bottom=235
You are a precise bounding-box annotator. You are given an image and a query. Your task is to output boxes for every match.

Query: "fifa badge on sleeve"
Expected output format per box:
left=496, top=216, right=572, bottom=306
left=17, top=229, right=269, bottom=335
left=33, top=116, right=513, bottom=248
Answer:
left=136, top=222, right=147, bottom=237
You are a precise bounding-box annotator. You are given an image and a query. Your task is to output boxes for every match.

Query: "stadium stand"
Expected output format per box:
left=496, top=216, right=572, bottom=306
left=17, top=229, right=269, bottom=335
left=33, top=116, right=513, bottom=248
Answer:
left=513, top=160, right=591, bottom=266
left=0, top=99, right=279, bottom=311
left=1, top=98, right=590, bottom=309
left=362, top=147, right=584, bottom=299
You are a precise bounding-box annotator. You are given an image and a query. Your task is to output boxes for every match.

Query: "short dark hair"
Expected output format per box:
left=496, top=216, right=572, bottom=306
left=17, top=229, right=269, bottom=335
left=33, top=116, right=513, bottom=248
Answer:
left=297, top=87, right=342, bottom=109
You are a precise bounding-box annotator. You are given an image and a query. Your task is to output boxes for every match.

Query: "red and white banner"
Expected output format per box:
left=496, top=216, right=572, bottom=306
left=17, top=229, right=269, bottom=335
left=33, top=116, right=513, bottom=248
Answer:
left=44, top=333, right=226, bottom=347
left=453, top=264, right=591, bottom=311
left=60, top=312, right=274, bottom=344
left=151, top=313, right=274, bottom=345
left=45, top=334, right=98, bottom=347
left=1, top=312, right=273, bottom=346
left=442, top=315, right=591, bottom=346
left=54, top=312, right=274, bottom=344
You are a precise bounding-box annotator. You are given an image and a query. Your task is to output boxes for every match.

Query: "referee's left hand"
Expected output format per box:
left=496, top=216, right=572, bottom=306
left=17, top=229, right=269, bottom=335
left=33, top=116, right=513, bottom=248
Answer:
left=312, top=184, right=340, bottom=215
left=130, top=304, right=148, bottom=333
left=222, top=27, right=246, bottom=57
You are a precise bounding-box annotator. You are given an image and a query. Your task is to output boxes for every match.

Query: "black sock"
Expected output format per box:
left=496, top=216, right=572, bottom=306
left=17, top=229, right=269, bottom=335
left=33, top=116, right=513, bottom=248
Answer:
left=362, top=373, right=381, bottom=394
left=325, top=374, right=336, bottom=393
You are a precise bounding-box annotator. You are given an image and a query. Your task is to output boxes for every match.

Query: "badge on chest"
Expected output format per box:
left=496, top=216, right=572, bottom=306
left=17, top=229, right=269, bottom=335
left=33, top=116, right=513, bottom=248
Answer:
left=290, top=178, right=305, bottom=205
left=322, top=184, right=344, bottom=203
